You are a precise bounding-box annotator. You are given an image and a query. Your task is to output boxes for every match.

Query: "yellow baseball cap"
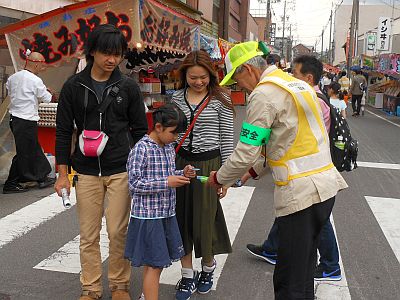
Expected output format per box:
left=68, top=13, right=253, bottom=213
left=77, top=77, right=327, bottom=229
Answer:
left=220, top=41, right=266, bottom=86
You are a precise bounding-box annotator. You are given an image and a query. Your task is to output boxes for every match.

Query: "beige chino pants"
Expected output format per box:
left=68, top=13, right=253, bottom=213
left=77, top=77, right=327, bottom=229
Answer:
left=75, top=172, right=131, bottom=296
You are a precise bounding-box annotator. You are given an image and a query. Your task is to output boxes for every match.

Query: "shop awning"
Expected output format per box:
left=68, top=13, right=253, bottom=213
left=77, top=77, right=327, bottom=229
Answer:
left=0, top=0, right=202, bottom=89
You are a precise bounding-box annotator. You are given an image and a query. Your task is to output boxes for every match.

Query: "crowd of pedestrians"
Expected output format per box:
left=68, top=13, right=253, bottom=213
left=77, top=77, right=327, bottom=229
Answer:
left=4, top=23, right=366, bottom=300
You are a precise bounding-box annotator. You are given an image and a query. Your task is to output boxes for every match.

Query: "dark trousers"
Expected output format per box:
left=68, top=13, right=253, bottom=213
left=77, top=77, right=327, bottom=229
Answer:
left=273, top=197, right=335, bottom=300
left=5, top=115, right=51, bottom=186
left=318, top=218, right=340, bottom=272
left=262, top=212, right=340, bottom=272
left=351, top=94, right=363, bottom=114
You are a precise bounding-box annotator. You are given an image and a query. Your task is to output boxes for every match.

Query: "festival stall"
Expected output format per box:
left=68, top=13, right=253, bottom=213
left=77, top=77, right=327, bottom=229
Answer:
left=371, top=53, right=400, bottom=115
left=0, top=0, right=202, bottom=154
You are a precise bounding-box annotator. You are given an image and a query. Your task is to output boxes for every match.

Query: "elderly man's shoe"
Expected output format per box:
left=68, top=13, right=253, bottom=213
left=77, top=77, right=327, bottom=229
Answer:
left=3, top=183, right=29, bottom=194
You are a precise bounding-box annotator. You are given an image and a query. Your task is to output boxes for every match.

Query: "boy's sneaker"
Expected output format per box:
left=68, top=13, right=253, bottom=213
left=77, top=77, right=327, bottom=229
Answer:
left=314, top=265, right=342, bottom=281
left=175, top=272, right=199, bottom=300
left=197, top=263, right=216, bottom=294
left=246, top=244, right=277, bottom=265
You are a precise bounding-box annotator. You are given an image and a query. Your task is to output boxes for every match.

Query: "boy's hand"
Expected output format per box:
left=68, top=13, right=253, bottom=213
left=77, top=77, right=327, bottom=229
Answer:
left=168, top=175, right=190, bottom=187
left=183, top=165, right=197, bottom=178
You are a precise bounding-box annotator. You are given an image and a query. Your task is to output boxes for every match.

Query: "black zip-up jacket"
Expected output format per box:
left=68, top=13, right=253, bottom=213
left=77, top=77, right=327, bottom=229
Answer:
left=55, top=64, right=148, bottom=176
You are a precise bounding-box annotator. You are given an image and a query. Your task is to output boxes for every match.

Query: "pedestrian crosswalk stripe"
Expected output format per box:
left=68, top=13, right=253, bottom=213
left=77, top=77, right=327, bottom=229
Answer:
left=357, top=161, right=400, bottom=170
left=0, top=191, right=76, bottom=249
left=34, top=217, right=109, bottom=273
left=32, top=186, right=255, bottom=291
left=160, top=186, right=255, bottom=289
left=365, top=196, right=400, bottom=264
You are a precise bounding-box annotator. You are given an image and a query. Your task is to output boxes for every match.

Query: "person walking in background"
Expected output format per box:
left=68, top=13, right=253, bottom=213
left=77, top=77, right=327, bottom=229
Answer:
left=3, top=51, right=55, bottom=194
left=328, top=82, right=347, bottom=118
left=208, top=43, right=347, bottom=299
left=245, top=55, right=344, bottom=282
left=338, top=70, right=350, bottom=93
left=350, top=70, right=367, bottom=116
left=321, top=72, right=332, bottom=97
left=125, top=104, right=196, bottom=300
left=55, top=24, right=148, bottom=300
left=172, top=50, right=234, bottom=300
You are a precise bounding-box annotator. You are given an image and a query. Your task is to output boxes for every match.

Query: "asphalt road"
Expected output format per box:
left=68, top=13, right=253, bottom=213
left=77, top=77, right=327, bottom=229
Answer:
left=0, top=105, right=399, bottom=300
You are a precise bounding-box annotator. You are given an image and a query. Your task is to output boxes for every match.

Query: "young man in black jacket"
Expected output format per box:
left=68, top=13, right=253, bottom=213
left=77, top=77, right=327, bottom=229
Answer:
left=55, top=24, right=148, bottom=300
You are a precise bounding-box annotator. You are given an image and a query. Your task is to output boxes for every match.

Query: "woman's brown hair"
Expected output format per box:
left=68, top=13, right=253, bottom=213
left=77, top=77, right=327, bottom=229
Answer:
left=178, top=50, right=234, bottom=111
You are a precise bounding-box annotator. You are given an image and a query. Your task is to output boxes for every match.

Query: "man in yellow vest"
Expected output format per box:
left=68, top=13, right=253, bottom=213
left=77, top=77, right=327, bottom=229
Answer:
left=208, top=41, right=348, bottom=299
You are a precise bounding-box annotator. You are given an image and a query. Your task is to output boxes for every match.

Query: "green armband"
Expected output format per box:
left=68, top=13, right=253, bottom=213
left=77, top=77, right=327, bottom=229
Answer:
left=239, top=122, right=271, bottom=146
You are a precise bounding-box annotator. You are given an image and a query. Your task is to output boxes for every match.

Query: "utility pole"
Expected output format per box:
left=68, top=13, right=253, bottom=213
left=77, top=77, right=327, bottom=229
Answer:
left=265, top=0, right=271, bottom=43
left=281, top=0, right=287, bottom=59
left=347, top=0, right=358, bottom=77
left=288, top=24, right=292, bottom=62
left=321, top=30, right=324, bottom=60
left=328, top=8, right=333, bottom=64
left=354, top=0, right=360, bottom=57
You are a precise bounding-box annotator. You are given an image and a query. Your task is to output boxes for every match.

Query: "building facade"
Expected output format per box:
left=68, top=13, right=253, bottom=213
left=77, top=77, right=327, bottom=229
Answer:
left=181, top=0, right=257, bottom=42
left=334, top=2, right=400, bottom=65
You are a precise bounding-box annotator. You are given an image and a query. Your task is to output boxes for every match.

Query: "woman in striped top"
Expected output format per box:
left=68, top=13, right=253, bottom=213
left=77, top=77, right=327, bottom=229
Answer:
left=173, top=50, right=235, bottom=299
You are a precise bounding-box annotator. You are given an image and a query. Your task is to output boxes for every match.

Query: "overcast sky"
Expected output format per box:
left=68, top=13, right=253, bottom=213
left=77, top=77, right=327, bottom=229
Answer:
left=249, top=0, right=398, bottom=48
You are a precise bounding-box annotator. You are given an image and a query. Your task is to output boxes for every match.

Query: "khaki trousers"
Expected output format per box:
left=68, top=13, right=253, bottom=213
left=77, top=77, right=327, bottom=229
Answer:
left=75, top=172, right=131, bottom=296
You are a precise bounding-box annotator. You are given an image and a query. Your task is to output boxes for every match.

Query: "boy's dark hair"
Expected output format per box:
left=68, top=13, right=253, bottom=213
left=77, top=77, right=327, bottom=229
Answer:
left=341, top=70, right=347, bottom=77
left=328, top=81, right=341, bottom=93
left=293, top=55, right=323, bottom=86
left=152, top=103, right=187, bottom=134
left=328, top=81, right=344, bottom=99
left=266, top=54, right=281, bottom=66
left=84, top=24, right=128, bottom=64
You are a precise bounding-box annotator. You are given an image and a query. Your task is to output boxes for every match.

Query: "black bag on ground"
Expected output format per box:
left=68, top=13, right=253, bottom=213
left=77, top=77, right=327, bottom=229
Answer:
left=317, top=92, right=358, bottom=172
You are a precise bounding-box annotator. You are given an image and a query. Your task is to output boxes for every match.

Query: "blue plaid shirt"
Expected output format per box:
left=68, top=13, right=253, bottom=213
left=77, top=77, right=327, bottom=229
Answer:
left=127, top=135, right=184, bottom=219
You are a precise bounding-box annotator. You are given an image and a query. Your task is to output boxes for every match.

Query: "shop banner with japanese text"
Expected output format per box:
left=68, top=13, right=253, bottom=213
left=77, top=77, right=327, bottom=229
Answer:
left=138, top=0, right=200, bottom=54
left=3, top=0, right=139, bottom=71
left=377, top=17, right=391, bottom=52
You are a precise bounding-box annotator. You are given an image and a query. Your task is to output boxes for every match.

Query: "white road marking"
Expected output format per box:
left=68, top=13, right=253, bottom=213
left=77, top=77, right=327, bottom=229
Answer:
left=0, top=190, right=76, bottom=249
left=32, top=186, right=255, bottom=284
left=357, top=161, right=400, bottom=170
left=366, top=109, right=400, bottom=129
left=365, top=196, right=400, bottom=263
left=34, top=218, right=109, bottom=273
left=315, top=215, right=351, bottom=299
left=160, top=186, right=255, bottom=289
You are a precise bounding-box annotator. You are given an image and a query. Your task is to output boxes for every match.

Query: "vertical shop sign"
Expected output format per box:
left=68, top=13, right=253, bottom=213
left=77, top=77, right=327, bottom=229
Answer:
left=367, top=33, right=376, bottom=51
left=3, top=0, right=140, bottom=72
left=377, top=17, right=391, bottom=51
left=139, top=0, right=200, bottom=54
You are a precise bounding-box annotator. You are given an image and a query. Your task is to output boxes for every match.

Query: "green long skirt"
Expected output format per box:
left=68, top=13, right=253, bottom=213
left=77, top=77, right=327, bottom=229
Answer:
left=175, top=153, right=232, bottom=259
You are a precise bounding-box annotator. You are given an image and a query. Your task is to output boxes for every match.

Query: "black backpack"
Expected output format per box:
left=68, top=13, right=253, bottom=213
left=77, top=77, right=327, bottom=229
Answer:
left=316, top=92, right=358, bottom=172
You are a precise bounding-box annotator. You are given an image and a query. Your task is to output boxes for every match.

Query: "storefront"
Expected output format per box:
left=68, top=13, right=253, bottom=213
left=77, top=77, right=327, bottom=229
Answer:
left=366, top=53, right=400, bottom=116
left=0, top=0, right=202, bottom=154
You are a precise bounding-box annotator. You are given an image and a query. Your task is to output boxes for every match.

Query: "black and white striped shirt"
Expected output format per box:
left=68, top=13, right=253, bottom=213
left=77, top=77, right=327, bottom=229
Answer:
left=172, top=89, right=234, bottom=164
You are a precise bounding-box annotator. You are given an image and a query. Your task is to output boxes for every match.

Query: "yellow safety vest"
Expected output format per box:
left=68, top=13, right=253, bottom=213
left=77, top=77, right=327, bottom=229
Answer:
left=257, top=69, right=334, bottom=186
